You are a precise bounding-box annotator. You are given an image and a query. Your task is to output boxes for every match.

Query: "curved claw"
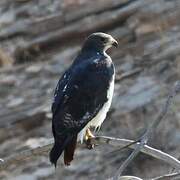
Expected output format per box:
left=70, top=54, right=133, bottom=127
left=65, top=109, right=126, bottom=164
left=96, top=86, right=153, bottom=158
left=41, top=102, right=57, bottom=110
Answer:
left=85, top=128, right=95, bottom=149
left=85, top=128, right=95, bottom=140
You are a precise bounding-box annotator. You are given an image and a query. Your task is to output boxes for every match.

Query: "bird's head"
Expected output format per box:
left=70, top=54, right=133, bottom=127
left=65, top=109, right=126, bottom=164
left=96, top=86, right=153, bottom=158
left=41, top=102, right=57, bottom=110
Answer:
left=82, top=32, right=118, bottom=53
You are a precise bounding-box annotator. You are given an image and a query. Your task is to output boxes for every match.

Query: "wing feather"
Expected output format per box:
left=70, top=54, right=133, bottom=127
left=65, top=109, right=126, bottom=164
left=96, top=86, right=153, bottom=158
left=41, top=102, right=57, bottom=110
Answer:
left=52, top=56, right=114, bottom=137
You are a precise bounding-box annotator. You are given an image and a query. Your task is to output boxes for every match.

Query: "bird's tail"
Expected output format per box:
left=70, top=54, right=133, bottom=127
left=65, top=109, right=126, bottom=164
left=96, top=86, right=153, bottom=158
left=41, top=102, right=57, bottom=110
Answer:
left=64, top=135, right=77, bottom=166
left=49, top=135, right=78, bottom=167
left=49, top=136, right=71, bottom=167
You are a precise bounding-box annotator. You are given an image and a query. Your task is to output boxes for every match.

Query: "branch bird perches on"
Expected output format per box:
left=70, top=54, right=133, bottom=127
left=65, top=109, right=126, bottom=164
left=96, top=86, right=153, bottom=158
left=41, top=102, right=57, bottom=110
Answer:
left=0, top=135, right=180, bottom=171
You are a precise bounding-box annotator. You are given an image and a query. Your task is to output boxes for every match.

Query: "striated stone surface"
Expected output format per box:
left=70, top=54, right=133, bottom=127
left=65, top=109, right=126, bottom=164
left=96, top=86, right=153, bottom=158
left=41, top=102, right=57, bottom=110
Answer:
left=0, top=0, right=180, bottom=179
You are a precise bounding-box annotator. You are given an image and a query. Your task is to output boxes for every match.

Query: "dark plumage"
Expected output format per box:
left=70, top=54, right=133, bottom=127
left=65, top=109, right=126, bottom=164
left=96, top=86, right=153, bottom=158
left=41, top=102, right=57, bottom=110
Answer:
left=50, top=32, right=118, bottom=167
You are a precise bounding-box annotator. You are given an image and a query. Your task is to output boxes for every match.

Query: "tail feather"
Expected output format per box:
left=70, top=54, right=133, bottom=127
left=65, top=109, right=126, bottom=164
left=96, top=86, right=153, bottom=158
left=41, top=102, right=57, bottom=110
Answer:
left=49, top=136, right=71, bottom=167
left=64, top=135, right=77, bottom=166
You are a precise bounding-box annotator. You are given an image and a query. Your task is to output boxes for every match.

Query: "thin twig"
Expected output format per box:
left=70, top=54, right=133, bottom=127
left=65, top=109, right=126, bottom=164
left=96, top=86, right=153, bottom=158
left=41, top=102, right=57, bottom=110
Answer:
left=113, top=81, right=180, bottom=179
left=1, top=135, right=180, bottom=171
left=109, top=175, right=143, bottom=180
left=0, top=139, right=53, bottom=171
left=151, top=172, right=180, bottom=180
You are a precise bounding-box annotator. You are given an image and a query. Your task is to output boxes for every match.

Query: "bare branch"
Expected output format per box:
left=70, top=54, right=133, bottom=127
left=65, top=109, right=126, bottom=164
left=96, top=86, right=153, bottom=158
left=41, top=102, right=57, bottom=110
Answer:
left=0, top=140, right=53, bottom=170
left=96, top=136, right=180, bottom=170
left=1, top=135, right=180, bottom=171
left=152, top=172, right=180, bottom=180
left=113, top=81, right=180, bottom=179
left=108, top=175, right=143, bottom=180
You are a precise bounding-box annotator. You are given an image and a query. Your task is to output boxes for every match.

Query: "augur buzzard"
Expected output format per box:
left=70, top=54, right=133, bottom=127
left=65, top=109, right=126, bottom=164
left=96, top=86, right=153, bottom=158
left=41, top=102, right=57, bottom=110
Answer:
left=50, top=32, right=118, bottom=166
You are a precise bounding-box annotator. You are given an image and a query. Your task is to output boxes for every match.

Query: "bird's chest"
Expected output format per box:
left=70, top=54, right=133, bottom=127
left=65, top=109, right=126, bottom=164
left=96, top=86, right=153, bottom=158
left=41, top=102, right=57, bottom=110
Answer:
left=77, top=73, right=114, bottom=143
left=89, top=73, right=115, bottom=128
left=77, top=58, right=115, bottom=143
left=87, top=58, right=115, bottom=126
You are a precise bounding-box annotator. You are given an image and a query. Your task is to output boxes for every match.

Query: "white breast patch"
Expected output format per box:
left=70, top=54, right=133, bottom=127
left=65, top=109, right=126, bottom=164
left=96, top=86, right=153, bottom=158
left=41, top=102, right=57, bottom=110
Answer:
left=78, top=74, right=115, bottom=143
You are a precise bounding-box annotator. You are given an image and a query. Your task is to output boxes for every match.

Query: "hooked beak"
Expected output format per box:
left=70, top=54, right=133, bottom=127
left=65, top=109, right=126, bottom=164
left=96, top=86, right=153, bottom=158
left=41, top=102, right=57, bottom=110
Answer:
left=112, top=39, right=118, bottom=48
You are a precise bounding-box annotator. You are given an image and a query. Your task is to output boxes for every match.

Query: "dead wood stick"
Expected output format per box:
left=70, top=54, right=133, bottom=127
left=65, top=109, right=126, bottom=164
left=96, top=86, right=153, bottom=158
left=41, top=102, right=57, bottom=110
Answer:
left=113, top=81, right=180, bottom=179
left=1, top=135, right=180, bottom=171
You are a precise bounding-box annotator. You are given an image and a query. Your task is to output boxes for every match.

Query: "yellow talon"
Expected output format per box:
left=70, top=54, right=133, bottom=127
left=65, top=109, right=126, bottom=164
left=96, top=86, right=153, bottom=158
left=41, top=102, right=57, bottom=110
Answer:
left=85, top=128, right=95, bottom=140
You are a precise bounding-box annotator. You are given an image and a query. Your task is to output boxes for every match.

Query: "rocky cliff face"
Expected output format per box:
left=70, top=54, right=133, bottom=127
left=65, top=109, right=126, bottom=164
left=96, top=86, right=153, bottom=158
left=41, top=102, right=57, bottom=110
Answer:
left=0, top=0, right=180, bottom=179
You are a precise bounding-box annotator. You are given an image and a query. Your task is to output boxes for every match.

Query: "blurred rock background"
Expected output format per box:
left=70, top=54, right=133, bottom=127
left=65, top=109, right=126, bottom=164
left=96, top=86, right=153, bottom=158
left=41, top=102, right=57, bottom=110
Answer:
left=0, top=0, right=180, bottom=179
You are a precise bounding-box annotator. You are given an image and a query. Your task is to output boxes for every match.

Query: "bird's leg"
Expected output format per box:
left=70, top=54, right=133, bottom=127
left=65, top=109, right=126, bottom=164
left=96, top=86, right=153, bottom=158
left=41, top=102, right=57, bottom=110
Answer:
left=85, top=128, right=95, bottom=139
left=85, top=128, right=95, bottom=149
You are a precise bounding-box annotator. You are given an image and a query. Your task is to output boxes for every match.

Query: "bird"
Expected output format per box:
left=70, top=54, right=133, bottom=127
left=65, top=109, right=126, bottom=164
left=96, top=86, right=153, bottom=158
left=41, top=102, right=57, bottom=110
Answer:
left=49, top=32, right=118, bottom=167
